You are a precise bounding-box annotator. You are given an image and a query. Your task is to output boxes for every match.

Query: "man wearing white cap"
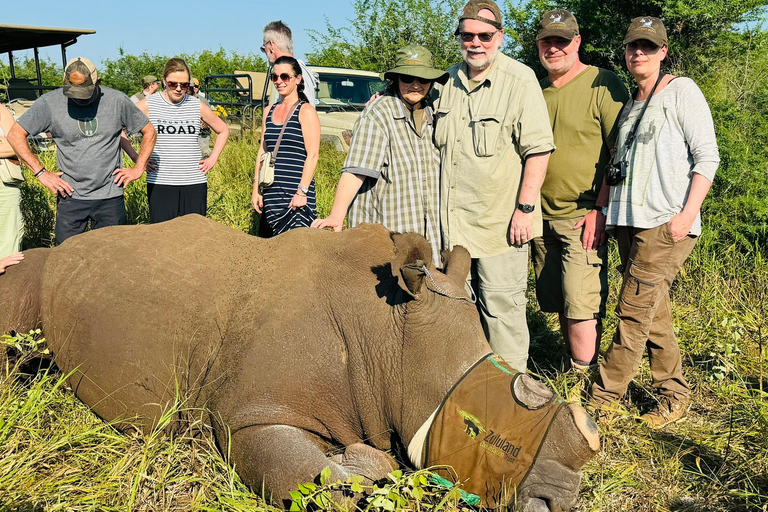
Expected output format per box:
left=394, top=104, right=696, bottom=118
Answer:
left=8, top=57, right=157, bottom=244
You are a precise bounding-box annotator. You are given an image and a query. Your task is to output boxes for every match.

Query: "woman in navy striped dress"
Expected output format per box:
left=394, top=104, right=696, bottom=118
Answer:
left=252, top=56, right=319, bottom=236
left=135, top=58, right=229, bottom=223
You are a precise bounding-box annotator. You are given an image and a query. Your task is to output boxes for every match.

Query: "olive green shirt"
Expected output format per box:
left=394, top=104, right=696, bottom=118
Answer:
left=540, top=66, right=629, bottom=219
left=434, top=53, right=555, bottom=258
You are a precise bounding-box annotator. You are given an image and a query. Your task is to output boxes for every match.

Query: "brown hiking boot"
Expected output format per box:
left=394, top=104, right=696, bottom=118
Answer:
left=640, top=396, right=689, bottom=428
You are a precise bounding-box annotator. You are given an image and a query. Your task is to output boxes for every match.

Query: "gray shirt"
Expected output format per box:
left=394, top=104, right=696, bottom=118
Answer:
left=17, top=86, right=149, bottom=200
left=607, top=78, right=719, bottom=236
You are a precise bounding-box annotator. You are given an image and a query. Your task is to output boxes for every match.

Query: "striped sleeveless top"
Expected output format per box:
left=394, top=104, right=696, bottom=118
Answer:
left=146, top=93, right=204, bottom=185
left=262, top=101, right=317, bottom=234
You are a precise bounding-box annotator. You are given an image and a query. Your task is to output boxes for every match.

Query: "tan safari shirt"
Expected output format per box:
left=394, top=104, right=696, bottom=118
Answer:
left=434, top=53, right=555, bottom=258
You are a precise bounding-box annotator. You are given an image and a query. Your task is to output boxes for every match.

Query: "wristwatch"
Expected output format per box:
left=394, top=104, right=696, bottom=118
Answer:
left=297, top=184, right=309, bottom=194
left=517, top=203, right=535, bottom=214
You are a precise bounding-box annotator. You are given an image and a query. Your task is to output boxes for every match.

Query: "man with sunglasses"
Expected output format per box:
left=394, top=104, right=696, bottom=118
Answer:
left=432, top=0, right=554, bottom=373
left=8, top=57, right=156, bottom=245
left=533, top=9, right=629, bottom=379
left=262, top=21, right=317, bottom=106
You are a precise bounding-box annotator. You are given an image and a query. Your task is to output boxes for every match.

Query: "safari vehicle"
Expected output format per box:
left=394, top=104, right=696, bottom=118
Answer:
left=204, top=66, right=387, bottom=151
left=0, top=24, right=95, bottom=150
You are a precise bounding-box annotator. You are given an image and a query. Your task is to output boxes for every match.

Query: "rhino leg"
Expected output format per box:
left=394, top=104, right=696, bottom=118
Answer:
left=0, top=248, right=50, bottom=336
left=229, top=425, right=396, bottom=506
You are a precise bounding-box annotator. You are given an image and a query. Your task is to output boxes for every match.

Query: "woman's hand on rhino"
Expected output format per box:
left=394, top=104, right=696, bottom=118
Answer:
left=252, top=190, right=263, bottom=214
left=311, top=215, right=344, bottom=232
left=0, top=252, right=23, bottom=274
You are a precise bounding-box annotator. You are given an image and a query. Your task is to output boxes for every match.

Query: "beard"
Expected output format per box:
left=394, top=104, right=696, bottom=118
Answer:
left=462, top=46, right=499, bottom=71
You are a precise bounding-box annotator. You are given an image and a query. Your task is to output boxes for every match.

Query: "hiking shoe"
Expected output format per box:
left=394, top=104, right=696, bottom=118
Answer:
left=640, top=396, right=688, bottom=429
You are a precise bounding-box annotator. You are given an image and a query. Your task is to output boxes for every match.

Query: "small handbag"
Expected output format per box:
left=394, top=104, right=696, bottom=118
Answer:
left=257, top=101, right=301, bottom=189
left=0, top=157, right=24, bottom=185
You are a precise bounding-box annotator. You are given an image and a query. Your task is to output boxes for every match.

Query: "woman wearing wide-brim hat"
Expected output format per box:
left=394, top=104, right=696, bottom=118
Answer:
left=588, top=17, right=720, bottom=428
left=312, top=45, right=448, bottom=265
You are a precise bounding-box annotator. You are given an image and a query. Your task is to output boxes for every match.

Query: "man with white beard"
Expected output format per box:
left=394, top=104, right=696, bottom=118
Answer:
left=432, top=0, right=554, bottom=372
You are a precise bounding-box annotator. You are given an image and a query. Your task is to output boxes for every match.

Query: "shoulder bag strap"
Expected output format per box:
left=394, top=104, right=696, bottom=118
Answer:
left=617, top=72, right=666, bottom=162
left=269, top=101, right=301, bottom=164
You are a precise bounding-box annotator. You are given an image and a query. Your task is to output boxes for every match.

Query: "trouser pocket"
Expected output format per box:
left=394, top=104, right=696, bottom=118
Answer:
left=618, top=260, right=665, bottom=311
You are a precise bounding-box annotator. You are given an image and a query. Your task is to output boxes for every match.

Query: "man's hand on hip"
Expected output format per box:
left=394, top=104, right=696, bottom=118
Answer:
left=113, top=166, right=144, bottom=187
left=574, top=209, right=606, bottom=250
left=38, top=171, right=73, bottom=197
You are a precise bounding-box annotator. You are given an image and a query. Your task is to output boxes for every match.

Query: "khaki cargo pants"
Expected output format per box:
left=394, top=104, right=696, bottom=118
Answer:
left=591, top=223, right=696, bottom=403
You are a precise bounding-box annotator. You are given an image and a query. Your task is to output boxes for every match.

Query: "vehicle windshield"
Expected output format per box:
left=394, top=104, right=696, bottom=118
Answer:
left=314, top=73, right=387, bottom=110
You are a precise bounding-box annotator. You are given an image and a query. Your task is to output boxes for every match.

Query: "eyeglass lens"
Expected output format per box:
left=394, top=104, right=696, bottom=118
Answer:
left=459, top=31, right=496, bottom=43
left=167, top=81, right=190, bottom=90
left=399, top=75, right=433, bottom=85
left=270, top=73, right=294, bottom=82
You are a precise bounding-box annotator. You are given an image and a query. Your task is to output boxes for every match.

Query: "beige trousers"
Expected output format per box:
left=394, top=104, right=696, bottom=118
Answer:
left=591, top=224, right=696, bottom=403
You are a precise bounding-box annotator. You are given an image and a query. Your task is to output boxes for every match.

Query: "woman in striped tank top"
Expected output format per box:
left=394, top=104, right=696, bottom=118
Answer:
left=136, top=58, right=229, bottom=223
left=252, top=56, right=320, bottom=236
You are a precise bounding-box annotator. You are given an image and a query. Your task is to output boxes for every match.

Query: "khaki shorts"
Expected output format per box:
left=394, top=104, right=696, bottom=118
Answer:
left=533, top=218, right=607, bottom=320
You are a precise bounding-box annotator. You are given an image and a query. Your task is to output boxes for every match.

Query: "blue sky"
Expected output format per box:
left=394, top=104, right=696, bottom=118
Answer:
left=2, top=0, right=357, bottom=68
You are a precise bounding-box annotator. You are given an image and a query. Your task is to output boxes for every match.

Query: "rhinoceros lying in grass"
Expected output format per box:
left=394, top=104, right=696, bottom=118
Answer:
left=0, top=215, right=599, bottom=511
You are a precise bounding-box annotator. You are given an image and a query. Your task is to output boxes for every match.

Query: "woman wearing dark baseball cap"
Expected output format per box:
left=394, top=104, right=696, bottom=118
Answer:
left=589, top=17, right=720, bottom=428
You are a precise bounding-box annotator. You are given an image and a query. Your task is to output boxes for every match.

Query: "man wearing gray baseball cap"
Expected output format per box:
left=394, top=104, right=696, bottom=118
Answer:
left=533, top=8, right=629, bottom=383
left=8, top=57, right=157, bottom=244
left=432, top=0, right=555, bottom=372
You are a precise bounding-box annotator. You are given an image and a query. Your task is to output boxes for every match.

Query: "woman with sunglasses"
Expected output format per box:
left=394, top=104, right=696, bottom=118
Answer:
left=588, top=18, right=719, bottom=428
left=311, top=45, right=448, bottom=265
left=252, top=56, right=320, bottom=236
left=135, top=58, right=229, bottom=223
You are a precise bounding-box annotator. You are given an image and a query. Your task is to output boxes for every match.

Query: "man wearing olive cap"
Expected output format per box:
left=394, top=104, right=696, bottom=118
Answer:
left=8, top=57, right=157, bottom=244
left=433, top=0, right=554, bottom=372
left=130, top=75, right=159, bottom=104
left=533, top=9, right=629, bottom=376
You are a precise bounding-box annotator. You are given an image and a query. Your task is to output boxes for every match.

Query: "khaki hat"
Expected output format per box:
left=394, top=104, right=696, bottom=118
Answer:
left=63, top=57, right=98, bottom=100
left=455, top=0, right=502, bottom=34
left=142, top=75, right=158, bottom=88
left=383, top=45, right=448, bottom=84
left=624, top=16, right=668, bottom=47
left=537, top=9, right=579, bottom=40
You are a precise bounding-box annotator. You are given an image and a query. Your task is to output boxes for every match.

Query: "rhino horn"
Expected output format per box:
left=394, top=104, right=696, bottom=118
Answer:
left=391, top=232, right=433, bottom=298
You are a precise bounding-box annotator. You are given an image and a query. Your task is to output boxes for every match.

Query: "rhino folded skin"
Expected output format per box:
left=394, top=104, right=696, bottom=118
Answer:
left=0, top=215, right=598, bottom=511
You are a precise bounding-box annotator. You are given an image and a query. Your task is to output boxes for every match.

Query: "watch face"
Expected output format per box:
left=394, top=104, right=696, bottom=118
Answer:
left=519, top=203, right=535, bottom=213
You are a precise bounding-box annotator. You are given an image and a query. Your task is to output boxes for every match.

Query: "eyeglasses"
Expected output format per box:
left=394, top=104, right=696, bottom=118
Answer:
left=626, top=40, right=662, bottom=52
left=260, top=40, right=273, bottom=53
left=193, top=85, right=200, bottom=89
left=399, top=75, right=433, bottom=85
left=458, top=31, right=498, bottom=43
left=270, top=73, right=295, bottom=82
left=166, top=81, right=190, bottom=90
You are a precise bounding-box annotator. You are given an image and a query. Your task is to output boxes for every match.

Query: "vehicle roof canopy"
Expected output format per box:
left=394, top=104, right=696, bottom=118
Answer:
left=0, top=24, right=96, bottom=53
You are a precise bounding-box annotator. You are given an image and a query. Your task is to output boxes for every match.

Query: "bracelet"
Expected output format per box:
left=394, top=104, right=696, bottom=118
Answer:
left=35, top=168, right=46, bottom=178
left=296, top=191, right=307, bottom=197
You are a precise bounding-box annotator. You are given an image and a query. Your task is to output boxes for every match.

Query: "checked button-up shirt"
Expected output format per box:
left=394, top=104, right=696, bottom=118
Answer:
left=344, top=93, right=442, bottom=265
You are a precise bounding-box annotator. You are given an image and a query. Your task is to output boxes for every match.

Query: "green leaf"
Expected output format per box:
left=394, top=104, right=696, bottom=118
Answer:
left=387, top=469, right=403, bottom=481
left=298, top=482, right=316, bottom=495
left=320, top=465, right=332, bottom=485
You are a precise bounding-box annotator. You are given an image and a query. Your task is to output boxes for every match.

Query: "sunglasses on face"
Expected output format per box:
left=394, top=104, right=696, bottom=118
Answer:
left=270, top=73, right=295, bottom=82
left=260, top=40, right=272, bottom=53
left=166, top=81, right=190, bottom=90
left=458, top=31, right=497, bottom=43
left=626, top=40, right=661, bottom=52
left=399, top=75, right=433, bottom=85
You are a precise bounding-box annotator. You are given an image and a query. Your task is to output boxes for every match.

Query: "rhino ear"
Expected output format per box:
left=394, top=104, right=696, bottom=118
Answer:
left=441, top=246, right=471, bottom=287
left=392, top=232, right=432, bottom=298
